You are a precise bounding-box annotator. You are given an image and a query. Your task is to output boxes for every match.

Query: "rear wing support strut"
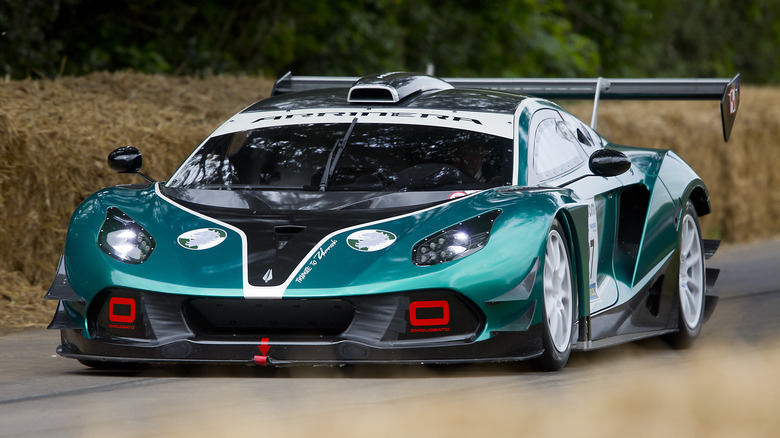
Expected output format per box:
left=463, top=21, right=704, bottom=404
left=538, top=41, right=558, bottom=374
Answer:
left=272, top=73, right=741, bottom=142
left=591, top=77, right=610, bottom=130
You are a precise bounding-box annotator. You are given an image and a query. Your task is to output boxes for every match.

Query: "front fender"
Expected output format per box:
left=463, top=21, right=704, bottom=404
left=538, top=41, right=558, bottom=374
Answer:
left=64, top=184, right=245, bottom=304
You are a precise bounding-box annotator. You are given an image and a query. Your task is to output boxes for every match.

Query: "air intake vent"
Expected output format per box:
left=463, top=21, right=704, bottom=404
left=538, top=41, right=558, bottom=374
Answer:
left=347, top=72, right=453, bottom=104
left=349, top=85, right=398, bottom=103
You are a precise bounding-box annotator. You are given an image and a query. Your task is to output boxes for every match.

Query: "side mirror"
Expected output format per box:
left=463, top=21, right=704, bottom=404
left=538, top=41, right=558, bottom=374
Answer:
left=589, top=148, right=631, bottom=177
left=108, top=146, right=142, bottom=173
left=107, top=146, right=154, bottom=182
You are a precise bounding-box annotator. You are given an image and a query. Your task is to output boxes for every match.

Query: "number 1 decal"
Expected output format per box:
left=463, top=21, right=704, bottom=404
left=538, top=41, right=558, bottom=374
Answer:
left=587, top=200, right=600, bottom=303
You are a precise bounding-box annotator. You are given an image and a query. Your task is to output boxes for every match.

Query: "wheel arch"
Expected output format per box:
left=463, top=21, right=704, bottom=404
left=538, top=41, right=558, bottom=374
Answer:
left=554, top=207, right=588, bottom=330
left=656, top=150, right=712, bottom=218
left=532, top=210, right=581, bottom=370
left=688, top=184, right=712, bottom=218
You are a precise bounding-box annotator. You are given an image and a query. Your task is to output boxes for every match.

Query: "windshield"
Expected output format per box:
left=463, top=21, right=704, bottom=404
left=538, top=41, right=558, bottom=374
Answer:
left=167, top=122, right=513, bottom=191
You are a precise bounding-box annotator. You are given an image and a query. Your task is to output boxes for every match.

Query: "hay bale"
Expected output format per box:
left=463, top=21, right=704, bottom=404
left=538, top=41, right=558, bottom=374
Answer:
left=0, top=72, right=273, bottom=330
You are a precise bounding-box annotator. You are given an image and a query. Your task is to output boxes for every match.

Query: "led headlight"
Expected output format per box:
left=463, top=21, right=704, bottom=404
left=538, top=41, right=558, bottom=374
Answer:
left=97, top=207, right=156, bottom=264
left=412, top=210, right=501, bottom=266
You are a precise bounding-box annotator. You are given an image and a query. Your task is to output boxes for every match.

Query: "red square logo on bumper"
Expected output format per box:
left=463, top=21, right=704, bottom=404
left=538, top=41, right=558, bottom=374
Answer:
left=409, top=300, right=450, bottom=326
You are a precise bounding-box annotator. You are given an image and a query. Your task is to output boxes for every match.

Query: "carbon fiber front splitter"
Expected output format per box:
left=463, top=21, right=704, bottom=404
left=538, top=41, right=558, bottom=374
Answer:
left=57, top=327, right=545, bottom=367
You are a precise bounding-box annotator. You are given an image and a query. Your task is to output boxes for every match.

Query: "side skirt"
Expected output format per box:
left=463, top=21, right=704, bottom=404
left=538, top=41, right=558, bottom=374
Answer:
left=574, top=328, right=677, bottom=351
left=575, top=254, right=675, bottom=350
left=575, top=240, right=722, bottom=351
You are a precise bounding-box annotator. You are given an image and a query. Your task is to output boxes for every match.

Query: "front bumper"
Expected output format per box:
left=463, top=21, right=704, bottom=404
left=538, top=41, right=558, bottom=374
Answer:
left=57, top=327, right=544, bottom=366
left=52, top=287, right=543, bottom=366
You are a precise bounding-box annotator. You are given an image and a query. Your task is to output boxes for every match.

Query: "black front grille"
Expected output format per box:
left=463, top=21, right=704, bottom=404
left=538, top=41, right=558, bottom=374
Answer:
left=185, top=298, right=355, bottom=337
left=89, top=288, right=484, bottom=346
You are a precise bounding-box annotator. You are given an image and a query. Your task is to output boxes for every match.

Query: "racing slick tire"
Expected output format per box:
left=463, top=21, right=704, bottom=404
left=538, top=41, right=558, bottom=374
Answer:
left=533, top=219, right=576, bottom=371
left=667, top=200, right=706, bottom=349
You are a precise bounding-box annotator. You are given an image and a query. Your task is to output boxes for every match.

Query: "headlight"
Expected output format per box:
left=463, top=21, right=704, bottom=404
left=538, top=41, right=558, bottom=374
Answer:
left=412, top=210, right=501, bottom=266
left=97, top=207, right=156, bottom=264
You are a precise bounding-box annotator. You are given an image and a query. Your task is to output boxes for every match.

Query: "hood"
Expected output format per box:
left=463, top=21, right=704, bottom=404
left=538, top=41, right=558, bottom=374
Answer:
left=160, top=186, right=456, bottom=288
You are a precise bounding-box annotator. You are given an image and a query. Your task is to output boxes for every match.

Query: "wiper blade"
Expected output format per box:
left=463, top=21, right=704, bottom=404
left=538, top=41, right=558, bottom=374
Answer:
left=319, top=117, right=358, bottom=191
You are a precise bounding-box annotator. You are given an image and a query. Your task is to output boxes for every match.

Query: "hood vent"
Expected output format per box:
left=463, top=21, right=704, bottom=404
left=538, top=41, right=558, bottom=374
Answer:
left=347, top=72, right=453, bottom=104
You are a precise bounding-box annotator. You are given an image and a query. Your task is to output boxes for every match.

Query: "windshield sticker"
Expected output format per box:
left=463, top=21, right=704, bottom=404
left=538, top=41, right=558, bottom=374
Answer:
left=347, top=230, right=397, bottom=252
left=177, top=228, right=228, bottom=250
left=216, top=109, right=514, bottom=139
left=252, top=110, right=483, bottom=127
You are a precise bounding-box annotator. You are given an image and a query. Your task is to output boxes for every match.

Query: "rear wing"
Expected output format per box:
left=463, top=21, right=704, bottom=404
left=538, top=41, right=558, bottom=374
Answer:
left=272, top=73, right=741, bottom=142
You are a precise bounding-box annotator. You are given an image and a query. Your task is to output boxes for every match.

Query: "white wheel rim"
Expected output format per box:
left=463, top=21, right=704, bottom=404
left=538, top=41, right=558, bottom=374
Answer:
left=543, top=229, right=573, bottom=352
left=679, top=214, right=704, bottom=329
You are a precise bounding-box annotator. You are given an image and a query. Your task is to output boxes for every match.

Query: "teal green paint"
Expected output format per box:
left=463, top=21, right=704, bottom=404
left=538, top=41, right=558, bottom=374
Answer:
left=633, top=181, right=676, bottom=286
left=515, top=107, right=532, bottom=186
left=283, top=188, right=567, bottom=339
left=64, top=185, right=245, bottom=305
left=657, top=151, right=708, bottom=205
left=610, top=143, right=665, bottom=178
left=610, top=146, right=706, bottom=289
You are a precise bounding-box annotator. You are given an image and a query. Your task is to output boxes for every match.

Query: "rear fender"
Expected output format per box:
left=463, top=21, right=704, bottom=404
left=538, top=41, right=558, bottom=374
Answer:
left=657, top=150, right=711, bottom=219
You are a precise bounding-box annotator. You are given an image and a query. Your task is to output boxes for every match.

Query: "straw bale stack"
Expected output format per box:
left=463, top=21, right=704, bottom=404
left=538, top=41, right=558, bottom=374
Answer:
left=0, top=72, right=273, bottom=331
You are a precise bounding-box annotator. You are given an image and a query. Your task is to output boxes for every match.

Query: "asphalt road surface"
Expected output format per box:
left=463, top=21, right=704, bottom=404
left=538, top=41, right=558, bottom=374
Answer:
left=2, top=238, right=779, bottom=437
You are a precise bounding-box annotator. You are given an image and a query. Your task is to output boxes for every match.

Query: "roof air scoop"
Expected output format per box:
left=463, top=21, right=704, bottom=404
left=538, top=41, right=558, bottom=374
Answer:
left=347, top=72, right=454, bottom=104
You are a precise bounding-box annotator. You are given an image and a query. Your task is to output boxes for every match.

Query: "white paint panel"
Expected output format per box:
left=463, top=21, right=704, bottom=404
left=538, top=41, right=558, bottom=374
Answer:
left=213, top=108, right=514, bottom=139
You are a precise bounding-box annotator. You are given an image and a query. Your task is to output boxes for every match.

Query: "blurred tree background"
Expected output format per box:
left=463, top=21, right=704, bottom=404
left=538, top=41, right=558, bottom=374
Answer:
left=1, top=0, right=778, bottom=82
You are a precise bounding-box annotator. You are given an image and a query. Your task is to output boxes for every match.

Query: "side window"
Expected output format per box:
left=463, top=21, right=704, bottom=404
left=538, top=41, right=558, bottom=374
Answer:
left=572, top=120, right=603, bottom=150
left=575, top=123, right=596, bottom=147
left=559, top=111, right=602, bottom=150
left=533, top=115, right=585, bottom=181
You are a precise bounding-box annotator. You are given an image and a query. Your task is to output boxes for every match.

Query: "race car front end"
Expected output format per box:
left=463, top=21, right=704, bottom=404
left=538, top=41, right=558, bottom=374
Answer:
left=55, top=285, right=546, bottom=366
left=46, top=183, right=563, bottom=367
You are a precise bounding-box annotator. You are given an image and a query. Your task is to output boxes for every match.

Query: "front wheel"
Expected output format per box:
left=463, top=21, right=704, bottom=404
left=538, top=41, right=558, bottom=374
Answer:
left=667, top=201, right=705, bottom=349
left=533, top=220, right=576, bottom=371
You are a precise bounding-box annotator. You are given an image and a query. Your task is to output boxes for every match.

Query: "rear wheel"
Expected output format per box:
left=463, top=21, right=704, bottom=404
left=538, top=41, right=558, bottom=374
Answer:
left=534, top=220, right=575, bottom=371
left=668, top=201, right=705, bottom=348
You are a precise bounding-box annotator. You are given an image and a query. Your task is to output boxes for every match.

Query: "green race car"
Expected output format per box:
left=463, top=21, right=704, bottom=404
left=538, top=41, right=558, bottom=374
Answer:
left=46, top=72, right=740, bottom=370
